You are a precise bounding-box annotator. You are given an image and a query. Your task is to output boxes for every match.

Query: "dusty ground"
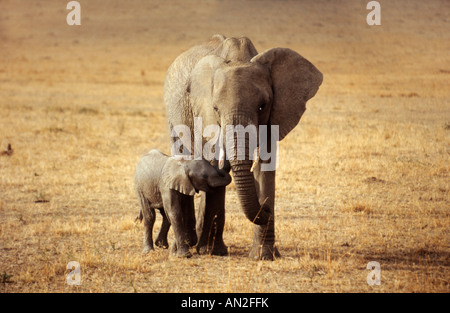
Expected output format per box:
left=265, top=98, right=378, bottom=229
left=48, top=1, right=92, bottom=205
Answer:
left=0, top=0, right=449, bottom=292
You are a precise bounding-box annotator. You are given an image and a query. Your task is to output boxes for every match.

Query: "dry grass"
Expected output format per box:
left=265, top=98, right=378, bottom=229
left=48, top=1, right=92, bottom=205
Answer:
left=1, top=0, right=449, bottom=292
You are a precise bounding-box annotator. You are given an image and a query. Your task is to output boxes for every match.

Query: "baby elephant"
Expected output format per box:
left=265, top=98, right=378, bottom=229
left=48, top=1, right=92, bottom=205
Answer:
left=134, top=149, right=232, bottom=258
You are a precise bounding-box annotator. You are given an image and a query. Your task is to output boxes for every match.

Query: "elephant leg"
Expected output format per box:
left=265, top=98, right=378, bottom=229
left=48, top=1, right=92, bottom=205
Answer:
left=136, top=190, right=155, bottom=254
left=249, top=163, right=280, bottom=260
left=196, top=187, right=228, bottom=256
left=184, top=197, right=198, bottom=247
left=163, top=193, right=192, bottom=258
left=142, top=203, right=155, bottom=254
left=155, top=208, right=170, bottom=249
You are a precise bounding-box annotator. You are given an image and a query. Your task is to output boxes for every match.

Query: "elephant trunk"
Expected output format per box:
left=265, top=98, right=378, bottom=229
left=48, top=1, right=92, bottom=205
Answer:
left=230, top=160, right=269, bottom=225
left=225, top=122, right=271, bottom=225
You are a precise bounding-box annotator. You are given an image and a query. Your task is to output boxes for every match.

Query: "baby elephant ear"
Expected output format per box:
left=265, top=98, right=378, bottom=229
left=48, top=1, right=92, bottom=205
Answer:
left=164, top=158, right=196, bottom=196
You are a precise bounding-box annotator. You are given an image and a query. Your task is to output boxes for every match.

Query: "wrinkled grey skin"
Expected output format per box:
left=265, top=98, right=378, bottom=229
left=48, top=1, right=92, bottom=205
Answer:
left=163, top=35, right=322, bottom=260
left=164, top=35, right=323, bottom=260
left=134, top=149, right=232, bottom=258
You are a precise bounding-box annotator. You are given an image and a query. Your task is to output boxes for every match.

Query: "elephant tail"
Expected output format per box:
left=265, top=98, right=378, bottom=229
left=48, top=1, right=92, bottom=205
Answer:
left=134, top=209, right=143, bottom=223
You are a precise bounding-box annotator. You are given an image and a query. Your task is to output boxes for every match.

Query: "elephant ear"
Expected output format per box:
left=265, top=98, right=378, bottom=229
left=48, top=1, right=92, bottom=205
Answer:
left=251, top=48, right=323, bottom=140
left=163, top=158, right=196, bottom=196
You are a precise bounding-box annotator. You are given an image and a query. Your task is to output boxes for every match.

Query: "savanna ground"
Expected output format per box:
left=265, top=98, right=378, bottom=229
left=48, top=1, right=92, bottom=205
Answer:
left=0, top=0, right=449, bottom=293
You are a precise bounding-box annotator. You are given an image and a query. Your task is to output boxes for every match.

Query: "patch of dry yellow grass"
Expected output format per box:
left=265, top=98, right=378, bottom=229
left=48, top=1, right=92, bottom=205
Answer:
left=1, top=0, right=449, bottom=292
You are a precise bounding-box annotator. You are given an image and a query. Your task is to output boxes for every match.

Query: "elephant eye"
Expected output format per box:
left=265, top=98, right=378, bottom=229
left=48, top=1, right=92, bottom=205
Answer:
left=259, top=102, right=266, bottom=112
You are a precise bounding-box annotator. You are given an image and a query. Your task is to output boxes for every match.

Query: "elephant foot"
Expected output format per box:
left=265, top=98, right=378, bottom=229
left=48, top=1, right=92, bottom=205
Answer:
left=174, top=249, right=193, bottom=258
left=142, top=245, right=154, bottom=255
left=249, top=244, right=280, bottom=261
left=155, top=237, right=169, bottom=249
left=196, top=241, right=228, bottom=256
left=171, top=241, right=193, bottom=258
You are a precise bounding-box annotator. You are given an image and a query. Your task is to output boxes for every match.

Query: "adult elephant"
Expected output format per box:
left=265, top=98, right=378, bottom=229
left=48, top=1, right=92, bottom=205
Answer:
left=163, top=35, right=322, bottom=260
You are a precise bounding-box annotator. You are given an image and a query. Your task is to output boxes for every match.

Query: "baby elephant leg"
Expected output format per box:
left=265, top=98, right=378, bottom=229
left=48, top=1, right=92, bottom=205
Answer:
left=155, top=209, right=170, bottom=249
left=184, top=198, right=197, bottom=247
left=164, top=193, right=194, bottom=258
left=139, top=196, right=156, bottom=254
left=170, top=198, right=197, bottom=257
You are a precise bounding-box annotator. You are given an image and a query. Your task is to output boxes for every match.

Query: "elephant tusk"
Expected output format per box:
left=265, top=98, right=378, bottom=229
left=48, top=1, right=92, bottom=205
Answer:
left=218, top=146, right=225, bottom=170
left=250, top=148, right=259, bottom=173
